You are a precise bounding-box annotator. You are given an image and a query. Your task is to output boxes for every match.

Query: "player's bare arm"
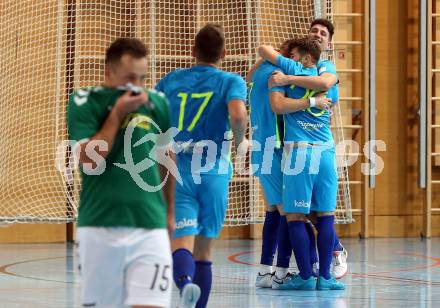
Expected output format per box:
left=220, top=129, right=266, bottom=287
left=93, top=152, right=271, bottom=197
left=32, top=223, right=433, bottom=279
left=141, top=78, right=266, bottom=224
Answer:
left=228, top=99, right=248, bottom=149
left=258, top=45, right=281, bottom=65
left=269, top=91, right=331, bottom=115
left=269, top=71, right=337, bottom=91
left=247, top=58, right=264, bottom=82
left=77, top=90, right=148, bottom=167
left=159, top=151, right=176, bottom=237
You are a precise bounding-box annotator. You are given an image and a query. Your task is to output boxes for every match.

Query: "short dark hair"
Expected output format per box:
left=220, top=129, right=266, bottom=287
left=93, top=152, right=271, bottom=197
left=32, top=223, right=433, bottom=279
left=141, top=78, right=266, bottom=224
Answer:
left=291, top=37, right=321, bottom=64
left=195, top=24, right=225, bottom=63
left=310, top=18, right=334, bottom=40
left=105, top=38, right=149, bottom=66
left=279, top=39, right=297, bottom=57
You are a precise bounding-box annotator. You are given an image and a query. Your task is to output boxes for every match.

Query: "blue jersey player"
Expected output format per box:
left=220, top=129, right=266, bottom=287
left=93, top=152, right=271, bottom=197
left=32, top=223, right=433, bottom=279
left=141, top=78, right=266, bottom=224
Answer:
left=259, top=37, right=345, bottom=291
left=249, top=38, right=331, bottom=289
left=247, top=39, right=296, bottom=289
left=156, top=24, right=248, bottom=308
left=269, top=19, right=348, bottom=280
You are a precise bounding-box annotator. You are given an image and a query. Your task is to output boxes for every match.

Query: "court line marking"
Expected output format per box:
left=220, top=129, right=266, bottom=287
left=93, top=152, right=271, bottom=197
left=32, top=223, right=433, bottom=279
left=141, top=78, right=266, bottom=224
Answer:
left=0, top=256, right=75, bottom=284
left=227, top=250, right=440, bottom=285
left=2, top=251, right=440, bottom=286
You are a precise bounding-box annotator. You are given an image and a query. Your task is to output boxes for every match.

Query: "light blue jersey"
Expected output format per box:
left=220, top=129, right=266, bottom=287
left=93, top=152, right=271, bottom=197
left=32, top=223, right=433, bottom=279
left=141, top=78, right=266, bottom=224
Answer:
left=249, top=61, right=284, bottom=177
left=156, top=65, right=247, bottom=175
left=274, top=55, right=338, bottom=144
left=317, top=58, right=340, bottom=115
left=156, top=65, right=247, bottom=239
left=249, top=61, right=284, bottom=149
left=271, top=56, right=339, bottom=214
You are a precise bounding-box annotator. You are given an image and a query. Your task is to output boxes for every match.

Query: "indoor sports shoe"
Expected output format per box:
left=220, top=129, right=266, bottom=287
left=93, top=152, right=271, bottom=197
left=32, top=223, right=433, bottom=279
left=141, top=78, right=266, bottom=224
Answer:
left=332, top=245, right=348, bottom=279
left=272, top=273, right=315, bottom=290
left=178, top=283, right=201, bottom=308
left=255, top=272, right=274, bottom=288
left=271, top=272, right=294, bottom=290
left=316, top=275, right=346, bottom=290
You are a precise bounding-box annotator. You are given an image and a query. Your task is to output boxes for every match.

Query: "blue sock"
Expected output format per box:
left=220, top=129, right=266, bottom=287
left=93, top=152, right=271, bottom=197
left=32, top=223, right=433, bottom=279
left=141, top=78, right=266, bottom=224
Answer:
left=288, top=221, right=312, bottom=280
left=305, top=222, right=318, bottom=265
left=333, top=234, right=343, bottom=251
left=260, top=210, right=281, bottom=266
left=194, top=261, right=212, bottom=308
left=172, top=248, right=195, bottom=291
left=275, top=216, right=291, bottom=268
left=316, top=215, right=336, bottom=280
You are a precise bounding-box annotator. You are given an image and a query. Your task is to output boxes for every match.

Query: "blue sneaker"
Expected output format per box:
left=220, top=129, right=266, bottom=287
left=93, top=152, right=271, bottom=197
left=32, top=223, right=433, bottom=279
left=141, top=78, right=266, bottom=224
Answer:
left=316, top=276, right=346, bottom=290
left=178, top=283, right=201, bottom=308
left=273, top=273, right=315, bottom=290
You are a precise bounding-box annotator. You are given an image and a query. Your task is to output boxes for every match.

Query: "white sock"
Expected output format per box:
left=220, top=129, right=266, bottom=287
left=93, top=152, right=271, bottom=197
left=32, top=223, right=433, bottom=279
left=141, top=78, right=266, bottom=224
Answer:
left=259, top=265, right=272, bottom=275
left=275, top=267, right=289, bottom=279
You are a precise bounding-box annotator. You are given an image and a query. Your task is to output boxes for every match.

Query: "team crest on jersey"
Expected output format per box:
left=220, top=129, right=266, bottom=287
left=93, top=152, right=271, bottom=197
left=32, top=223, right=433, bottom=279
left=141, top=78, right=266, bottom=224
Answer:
left=121, top=113, right=151, bottom=130
left=318, top=66, right=327, bottom=74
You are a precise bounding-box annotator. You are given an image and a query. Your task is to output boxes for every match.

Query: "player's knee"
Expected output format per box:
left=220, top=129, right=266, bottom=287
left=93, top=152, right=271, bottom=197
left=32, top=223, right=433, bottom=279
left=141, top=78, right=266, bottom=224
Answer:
left=171, top=236, right=195, bottom=253
left=275, top=205, right=285, bottom=215
left=306, top=212, right=318, bottom=224
left=286, top=213, right=306, bottom=221
left=316, top=211, right=334, bottom=217
left=266, top=205, right=278, bottom=212
left=193, top=247, right=212, bottom=261
left=193, top=236, right=215, bottom=261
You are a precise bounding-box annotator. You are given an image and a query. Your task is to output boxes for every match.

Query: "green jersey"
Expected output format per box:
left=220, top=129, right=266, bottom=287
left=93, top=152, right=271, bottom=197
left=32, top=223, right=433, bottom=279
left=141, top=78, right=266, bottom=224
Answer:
left=67, top=86, right=170, bottom=229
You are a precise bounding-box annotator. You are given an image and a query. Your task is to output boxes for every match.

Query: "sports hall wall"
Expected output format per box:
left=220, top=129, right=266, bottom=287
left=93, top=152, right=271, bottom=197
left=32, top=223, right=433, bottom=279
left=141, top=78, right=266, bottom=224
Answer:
left=0, top=0, right=438, bottom=243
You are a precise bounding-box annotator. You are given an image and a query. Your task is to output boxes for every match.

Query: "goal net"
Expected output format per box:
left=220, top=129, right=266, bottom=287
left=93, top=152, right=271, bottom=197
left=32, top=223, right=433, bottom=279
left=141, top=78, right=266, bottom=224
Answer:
left=0, top=0, right=353, bottom=225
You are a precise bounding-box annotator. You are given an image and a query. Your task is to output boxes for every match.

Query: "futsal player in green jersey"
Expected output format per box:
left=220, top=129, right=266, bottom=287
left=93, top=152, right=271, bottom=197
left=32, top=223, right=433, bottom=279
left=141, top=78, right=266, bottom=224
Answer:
left=67, top=38, right=174, bottom=308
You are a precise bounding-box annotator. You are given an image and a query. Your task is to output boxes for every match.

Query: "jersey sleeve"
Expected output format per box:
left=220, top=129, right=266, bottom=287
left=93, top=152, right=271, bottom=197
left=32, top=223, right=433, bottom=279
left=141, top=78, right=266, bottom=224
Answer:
left=327, top=85, right=339, bottom=105
left=149, top=90, right=171, bottom=133
left=155, top=73, right=169, bottom=93
left=225, top=74, right=247, bottom=104
left=276, top=55, right=303, bottom=75
left=67, top=89, right=100, bottom=143
left=318, top=60, right=338, bottom=76
left=149, top=90, right=173, bottom=148
left=269, top=85, right=286, bottom=94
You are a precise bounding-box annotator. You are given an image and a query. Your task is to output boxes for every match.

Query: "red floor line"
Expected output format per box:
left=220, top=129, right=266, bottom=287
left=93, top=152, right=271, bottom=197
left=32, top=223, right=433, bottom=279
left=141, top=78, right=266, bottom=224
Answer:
left=363, top=252, right=440, bottom=275
left=0, top=256, right=71, bottom=284
left=227, top=250, right=440, bottom=285
left=227, top=251, right=257, bottom=267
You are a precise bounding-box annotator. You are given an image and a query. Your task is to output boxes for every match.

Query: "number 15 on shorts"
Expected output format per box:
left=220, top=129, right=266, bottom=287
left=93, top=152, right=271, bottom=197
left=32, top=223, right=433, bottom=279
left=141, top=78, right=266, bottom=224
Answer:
left=150, top=263, right=171, bottom=292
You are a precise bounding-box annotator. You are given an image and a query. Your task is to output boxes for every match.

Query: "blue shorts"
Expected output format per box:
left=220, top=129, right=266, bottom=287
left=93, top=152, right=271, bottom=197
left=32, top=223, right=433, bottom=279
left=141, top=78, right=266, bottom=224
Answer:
left=258, top=148, right=283, bottom=206
left=174, top=172, right=230, bottom=239
left=282, top=146, right=337, bottom=214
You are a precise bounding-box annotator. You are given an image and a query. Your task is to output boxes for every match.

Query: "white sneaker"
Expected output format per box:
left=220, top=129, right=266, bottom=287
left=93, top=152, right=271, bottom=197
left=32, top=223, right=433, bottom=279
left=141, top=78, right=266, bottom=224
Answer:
left=178, top=283, right=201, bottom=308
left=331, top=245, right=348, bottom=279
left=255, top=272, right=274, bottom=288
